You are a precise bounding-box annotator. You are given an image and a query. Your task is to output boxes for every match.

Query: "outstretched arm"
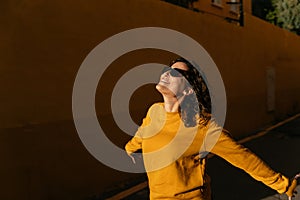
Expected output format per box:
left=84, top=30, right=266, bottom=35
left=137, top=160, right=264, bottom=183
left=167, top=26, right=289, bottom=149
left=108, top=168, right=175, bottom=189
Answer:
left=210, top=130, right=290, bottom=194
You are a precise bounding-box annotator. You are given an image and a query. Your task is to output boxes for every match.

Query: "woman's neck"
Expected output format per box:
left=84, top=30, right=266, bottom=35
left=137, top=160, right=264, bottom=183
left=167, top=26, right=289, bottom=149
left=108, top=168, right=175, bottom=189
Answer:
left=163, top=94, right=184, bottom=113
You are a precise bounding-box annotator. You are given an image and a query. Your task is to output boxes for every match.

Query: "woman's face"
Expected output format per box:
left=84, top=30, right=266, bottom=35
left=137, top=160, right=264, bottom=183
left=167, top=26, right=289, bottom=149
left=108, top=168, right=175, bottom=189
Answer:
left=156, top=62, right=189, bottom=97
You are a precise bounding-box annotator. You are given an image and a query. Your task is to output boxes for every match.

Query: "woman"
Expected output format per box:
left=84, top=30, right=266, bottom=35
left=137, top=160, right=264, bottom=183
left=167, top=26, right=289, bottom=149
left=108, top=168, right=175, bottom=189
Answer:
left=125, top=58, right=297, bottom=200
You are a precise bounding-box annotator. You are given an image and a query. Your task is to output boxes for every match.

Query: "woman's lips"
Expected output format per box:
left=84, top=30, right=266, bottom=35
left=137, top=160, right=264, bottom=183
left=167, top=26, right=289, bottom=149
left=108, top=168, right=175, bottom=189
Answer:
left=159, top=78, right=169, bottom=85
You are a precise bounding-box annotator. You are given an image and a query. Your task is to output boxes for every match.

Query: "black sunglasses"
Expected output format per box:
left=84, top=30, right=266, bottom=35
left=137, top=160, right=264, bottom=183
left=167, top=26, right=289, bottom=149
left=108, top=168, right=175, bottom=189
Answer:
left=161, top=67, right=188, bottom=77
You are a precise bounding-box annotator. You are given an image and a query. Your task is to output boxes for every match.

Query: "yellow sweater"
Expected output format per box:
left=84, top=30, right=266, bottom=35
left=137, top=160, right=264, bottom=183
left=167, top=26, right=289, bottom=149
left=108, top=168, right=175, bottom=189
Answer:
left=125, top=103, right=289, bottom=200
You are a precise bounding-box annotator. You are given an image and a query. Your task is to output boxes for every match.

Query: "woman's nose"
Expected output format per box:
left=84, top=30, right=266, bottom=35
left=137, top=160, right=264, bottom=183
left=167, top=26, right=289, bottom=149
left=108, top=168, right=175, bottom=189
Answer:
left=162, top=71, right=170, bottom=77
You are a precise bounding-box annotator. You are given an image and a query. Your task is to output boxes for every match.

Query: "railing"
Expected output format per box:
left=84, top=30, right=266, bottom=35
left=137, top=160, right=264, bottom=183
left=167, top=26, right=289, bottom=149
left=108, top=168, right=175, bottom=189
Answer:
left=161, top=0, right=244, bottom=26
left=162, top=0, right=199, bottom=11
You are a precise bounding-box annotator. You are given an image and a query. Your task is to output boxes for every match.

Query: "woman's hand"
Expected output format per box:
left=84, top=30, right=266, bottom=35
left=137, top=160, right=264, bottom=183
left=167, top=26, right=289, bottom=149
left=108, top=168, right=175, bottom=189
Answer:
left=127, top=152, right=142, bottom=164
left=128, top=153, right=136, bottom=164
left=286, top=173, right=299, bottom=200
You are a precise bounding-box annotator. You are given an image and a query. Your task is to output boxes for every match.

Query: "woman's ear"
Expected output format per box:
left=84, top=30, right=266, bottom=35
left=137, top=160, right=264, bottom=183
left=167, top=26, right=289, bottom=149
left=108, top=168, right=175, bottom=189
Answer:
left=183, top=87, right=194, bottom=96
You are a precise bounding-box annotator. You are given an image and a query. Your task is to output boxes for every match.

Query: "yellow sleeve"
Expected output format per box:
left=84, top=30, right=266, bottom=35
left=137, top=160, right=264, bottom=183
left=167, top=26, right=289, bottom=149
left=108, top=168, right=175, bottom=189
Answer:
left=211, top=131, right=289, bottom=194
left=125, top=127, right=143, bottom=155
left=124, top=104, right=154, bottom=154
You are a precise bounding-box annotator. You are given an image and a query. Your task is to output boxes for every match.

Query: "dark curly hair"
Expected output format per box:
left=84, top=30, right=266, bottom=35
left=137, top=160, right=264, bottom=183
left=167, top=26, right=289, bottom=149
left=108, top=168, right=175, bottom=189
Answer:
left=169, top=58, right=211, bottom=127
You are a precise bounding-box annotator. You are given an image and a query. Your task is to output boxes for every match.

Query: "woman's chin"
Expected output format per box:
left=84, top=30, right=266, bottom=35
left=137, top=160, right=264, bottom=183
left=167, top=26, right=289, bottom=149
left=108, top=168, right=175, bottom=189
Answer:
left=156, top=83, right=167, bottom=91
left=156, top=84, right=174, bottom=96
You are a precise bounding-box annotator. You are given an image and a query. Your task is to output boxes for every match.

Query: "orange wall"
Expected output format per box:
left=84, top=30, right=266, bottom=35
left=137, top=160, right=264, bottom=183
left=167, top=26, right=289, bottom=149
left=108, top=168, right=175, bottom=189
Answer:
left=1, top=0, right=300, bottom=199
